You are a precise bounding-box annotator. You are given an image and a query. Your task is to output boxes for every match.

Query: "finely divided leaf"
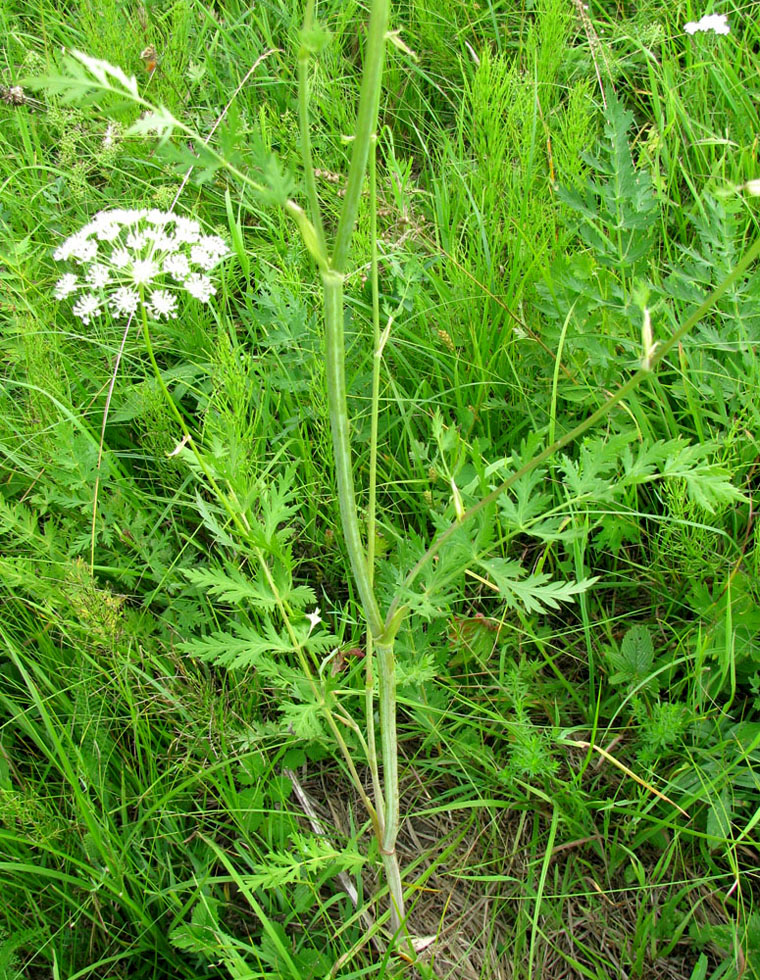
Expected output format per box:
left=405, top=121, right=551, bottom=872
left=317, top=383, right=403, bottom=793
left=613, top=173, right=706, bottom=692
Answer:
left=182, top=619, right=295, bottom=669
left=184, top=566, right=316, bottom=611
left=478, top=558, right=597, bottom=615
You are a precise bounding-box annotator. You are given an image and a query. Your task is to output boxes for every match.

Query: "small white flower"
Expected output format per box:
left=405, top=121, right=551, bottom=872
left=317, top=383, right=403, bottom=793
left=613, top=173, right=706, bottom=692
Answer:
left=72, top=293, right=102, bottom=325
left=54, top=273, right=79, bottom=299
left=305, top=608, right=322, bottom=633
left=163, top=253, right=191, bottom=281
left=102, top=123, right=116, bottom=149
left=191, top=237, right=230, bottom=270
left=684, top=13, right=730, bottom=34
left=145, top=209, right=171, bottom=225
left=125, top=230, right=147, bottom=251
left=86, top=263, right=111, bottom=289
left=109, top=287, right=140, bottom=316
left=190, top=244, right=218, bottom=271
left=184, top=272, right=216, bottom=303
left=118, top=208, right=148, bottom=225
left=152, top=231, right=177, bottom=252
left=54, top=234, right=88, bottom=262
left=96, top=222, right=122, bottom=242
left=53, top=208, right=230, bottom=322
left=70, top=238, right=98, bottom=264
left=173, top=216, right=201, bottom=244
left=130, top=258, right=160, bottom=285
left=111, top=247, right=131, bottom=269
left=742, top=179, right=760, bottom=196
left=146, top=289, right=178, bottom=320
left=201, top=235, right=230, bottom=261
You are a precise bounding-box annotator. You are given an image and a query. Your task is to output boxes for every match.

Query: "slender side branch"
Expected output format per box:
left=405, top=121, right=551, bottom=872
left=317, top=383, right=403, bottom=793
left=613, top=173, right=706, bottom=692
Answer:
left=376, top=640, right=398, bottom=853
left=297, top=0, right=328, bottom=255
left=331, top=0, right=390, bottom=273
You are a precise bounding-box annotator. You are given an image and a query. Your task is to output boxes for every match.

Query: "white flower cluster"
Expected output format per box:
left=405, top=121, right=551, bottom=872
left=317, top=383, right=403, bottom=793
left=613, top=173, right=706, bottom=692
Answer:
left=53, top=208, right=231, bottom=325
left=684, top=13, right=730, bottom=34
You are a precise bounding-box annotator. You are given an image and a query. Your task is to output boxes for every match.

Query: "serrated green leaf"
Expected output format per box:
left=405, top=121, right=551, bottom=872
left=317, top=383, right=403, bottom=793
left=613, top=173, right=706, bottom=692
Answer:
left=396, top=652, right=437, bottom=689
left=184, top=565, right=316, bottom=611
left=279, top=700, right=326, bottom=741
left=609, top=624, right=654, bottom=687
left=243, top=834, right=362, bottom=892
left=182, top=619, right=293, bottom=669
left=478, top=558, right=597, bottom=615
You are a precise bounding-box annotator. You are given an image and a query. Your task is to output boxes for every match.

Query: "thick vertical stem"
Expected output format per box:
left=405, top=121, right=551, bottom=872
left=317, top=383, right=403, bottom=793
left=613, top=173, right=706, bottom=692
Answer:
left=376, top=640, right=399, bottom=855
left=312, top=0, right=405, bottom=934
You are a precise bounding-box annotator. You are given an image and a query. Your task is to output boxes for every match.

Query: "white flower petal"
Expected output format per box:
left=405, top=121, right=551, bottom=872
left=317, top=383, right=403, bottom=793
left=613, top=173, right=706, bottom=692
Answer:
left=125, top=230, right=147, bottom=251
left=173, top=216, right=201, bottom=244
left=111, top=247, right=131, bottom=269
left=70, top=238, right=98, bottom=264
left=86, top=263, right=111, bottom=289
left=145, top=209, right=172, bottom=225
left=146, top=289, right=178, bottom=320
left=54, top=233, right=88, bottom=262
left=684, top=13, right=729, bottom=34
left=130, top=258, right=160, bottom=286
left=163, top=253, right=191, bottom=281
left=190, top=244, right=217, bottom=271
left=109, top=287, right=140, bottom=316
left=184, top=272, right=216, bottom=303
left=54, top=273, right=79, bottom=299
left=72, top=293, right=102, bottom=325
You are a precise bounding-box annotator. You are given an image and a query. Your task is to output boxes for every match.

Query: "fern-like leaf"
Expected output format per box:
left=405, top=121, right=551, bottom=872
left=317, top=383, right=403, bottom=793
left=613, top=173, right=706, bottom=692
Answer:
left=477, top=558, right=597, bottom=615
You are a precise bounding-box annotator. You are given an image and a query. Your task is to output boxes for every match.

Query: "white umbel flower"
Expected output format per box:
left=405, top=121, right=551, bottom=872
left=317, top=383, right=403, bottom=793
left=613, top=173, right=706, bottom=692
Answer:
left=684, top=13, right=730, bottom=34
left=86, top=263, right=111, bottom=289
left=125, top=230, right=148, bottom=251
left=163, top=253, right=191, bottom=281
left=95, top=221, right=122, bottom=242
left=53, top=208, right=230, bottom=321
left=111, top=247, right=131, bottom=269
left=109, top=287, right=140, bottom=316
left=173, top=216, right=201, bottom=244
left=190, top=244, right=218, bottom=271
left=130, top=258, right=160, bottom=286
left=54, top=234, right=97, bottom=264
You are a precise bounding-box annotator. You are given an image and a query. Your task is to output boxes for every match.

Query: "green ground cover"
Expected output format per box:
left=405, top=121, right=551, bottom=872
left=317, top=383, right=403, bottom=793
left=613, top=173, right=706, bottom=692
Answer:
left=1, top=0, right=759, bottom=976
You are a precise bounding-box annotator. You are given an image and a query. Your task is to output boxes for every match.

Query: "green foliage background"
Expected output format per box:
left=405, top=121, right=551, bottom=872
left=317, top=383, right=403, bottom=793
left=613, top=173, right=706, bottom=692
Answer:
left=1, top=0, right=759, bottom=977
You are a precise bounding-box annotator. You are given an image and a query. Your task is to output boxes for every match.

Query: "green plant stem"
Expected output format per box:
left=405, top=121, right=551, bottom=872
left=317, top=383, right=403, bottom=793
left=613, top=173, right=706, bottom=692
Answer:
left=297, top=0, right=327, bottom=255
left=367, top=133, right=381, bottom=580
left=384, top=229, right=760, bottom=634
left=315, top=0, right=406, bottom=934
left=375, top=639, right=398, bottom=853
left=322, top=271, right=385, bottom=638
left=365, top=135, right=385, bottom=819
left=331, top=0, right=390, bottom=274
